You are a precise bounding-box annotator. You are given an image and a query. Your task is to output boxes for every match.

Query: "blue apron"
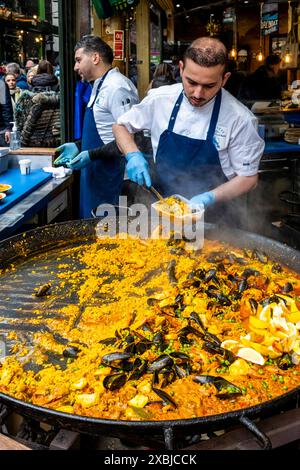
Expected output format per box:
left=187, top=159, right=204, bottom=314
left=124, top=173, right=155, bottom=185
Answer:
left=74, top=80, right=92, bottom=140
left=80, top=70, right=125, bottom=219
left=154, top=89, right=226, bottom=199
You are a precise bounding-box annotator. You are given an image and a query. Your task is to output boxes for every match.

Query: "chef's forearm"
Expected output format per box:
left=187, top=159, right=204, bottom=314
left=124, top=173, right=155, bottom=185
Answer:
left=113, top=124, right=139, bottom=155
left=213, top=174, right=258, bottom=202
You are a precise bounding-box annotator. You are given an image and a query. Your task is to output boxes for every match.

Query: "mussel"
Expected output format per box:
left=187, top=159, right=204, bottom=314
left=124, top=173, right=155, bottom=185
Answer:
left=277, top=354, right=293, bottom=370
left=63, top=345, right=81, bottom=359
left=152, top=387, right=177, bottom=408
left=167, top=260, right=177, bottom=284
left=202, top=341, right=235, bottom=363
left=103, top=373, right=127, bottom=391
left=252, top=249, right=268, bottom=264
left=242, top=268, right=260, bottom=279
left=193, top=375, right=242, bottom=399
left=35, top=283, right=51, bottom=297
left=148, top=354, right=174, bottom=372
left=101, top=352, right=132, bottom=369
left=282, top=282, right=293, bottom=294
left=128, top=358, right=148, bottom=380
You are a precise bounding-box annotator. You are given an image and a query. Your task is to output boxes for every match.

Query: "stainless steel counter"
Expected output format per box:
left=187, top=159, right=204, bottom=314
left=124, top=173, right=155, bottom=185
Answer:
left=0, top=149, right=74, bottom=240
left=0, top=174, right=74, bottom=240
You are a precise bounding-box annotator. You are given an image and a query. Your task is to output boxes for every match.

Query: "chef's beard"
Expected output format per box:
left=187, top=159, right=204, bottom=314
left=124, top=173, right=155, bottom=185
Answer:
left=184, top=90, right=217, bottom=108
left=188, top=96, right=208, bottom=107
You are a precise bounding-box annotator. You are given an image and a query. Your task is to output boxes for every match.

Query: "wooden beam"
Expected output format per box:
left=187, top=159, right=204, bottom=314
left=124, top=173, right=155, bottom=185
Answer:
left=166, top=9, right=174, bottom=44
left=156, top=0, right=174, bottom=11
left=136, top=0, right=150, bottom=98
left=58, top=0, right=77, bottom=142
left=78, top=0, right=91, bottom=37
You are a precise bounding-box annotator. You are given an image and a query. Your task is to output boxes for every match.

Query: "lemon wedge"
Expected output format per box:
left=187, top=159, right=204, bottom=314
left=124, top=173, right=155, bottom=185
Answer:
left=249, top=316, right=268, bottom=330
left=259, top=303, right=278, bottom=322
left=228, top=358, right=250, bottom=376
left=220, top=339, right=239, bottom=351
left=237, top=347, right=265, bottom=365
left=292, top=352, right=300, bottom=365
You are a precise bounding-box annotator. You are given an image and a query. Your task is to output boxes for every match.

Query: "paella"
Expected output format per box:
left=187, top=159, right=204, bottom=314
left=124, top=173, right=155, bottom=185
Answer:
left=0, top=235, right=300, bottom=421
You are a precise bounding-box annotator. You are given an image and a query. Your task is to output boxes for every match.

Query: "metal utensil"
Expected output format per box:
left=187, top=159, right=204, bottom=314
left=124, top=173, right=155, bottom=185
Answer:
left=142, top=186, right=165, bottom=201
left=150, top=186, right=164, bottom=201
left=141, top=185, right=164, bottom=201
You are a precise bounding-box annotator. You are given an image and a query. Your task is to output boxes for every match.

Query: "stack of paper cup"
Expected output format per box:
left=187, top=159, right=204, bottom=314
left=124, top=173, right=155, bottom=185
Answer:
left=19, top=159, right=31, bottom=175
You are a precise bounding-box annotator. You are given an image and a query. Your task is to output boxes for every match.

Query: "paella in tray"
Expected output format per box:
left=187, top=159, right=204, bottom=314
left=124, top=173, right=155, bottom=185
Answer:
left=0, top=233, right=300, bottom=422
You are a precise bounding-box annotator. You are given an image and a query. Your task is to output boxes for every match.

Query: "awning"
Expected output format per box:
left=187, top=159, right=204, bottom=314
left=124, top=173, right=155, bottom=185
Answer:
left=92, top=0, right=140, bottom=18
left=92, top=0, right=113, bottom=19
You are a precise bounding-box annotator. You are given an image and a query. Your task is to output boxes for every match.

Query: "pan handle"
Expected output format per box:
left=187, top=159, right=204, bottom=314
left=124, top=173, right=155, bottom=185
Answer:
left=258, top=167, right=290, bottom=174
left=163, top=426, right=174, bottom=450
left=239, top=416, right=272, bottom=449
left=279, top=191, right=300, bottom=205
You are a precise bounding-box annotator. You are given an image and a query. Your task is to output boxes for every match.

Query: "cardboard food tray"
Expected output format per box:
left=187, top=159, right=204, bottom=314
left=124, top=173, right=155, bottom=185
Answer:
left=152, top=194, right=204, bottom=223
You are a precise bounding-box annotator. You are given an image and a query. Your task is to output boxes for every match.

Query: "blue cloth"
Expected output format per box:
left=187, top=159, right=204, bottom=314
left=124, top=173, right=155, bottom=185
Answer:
left=16, top=74, right=28, bottom=90
left=80, top=70, right=125, bottom=219
left=264, top=140, right=300, bottom=154
left=154, top=89, right=226, bottom=198
left=74, top=80, right=92, bottom=140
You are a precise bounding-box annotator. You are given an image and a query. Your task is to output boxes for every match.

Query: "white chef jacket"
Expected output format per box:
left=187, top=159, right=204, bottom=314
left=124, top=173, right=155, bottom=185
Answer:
left=117, top=83, right=265, bottom=179
left=89, top=68, right=139, bottom=145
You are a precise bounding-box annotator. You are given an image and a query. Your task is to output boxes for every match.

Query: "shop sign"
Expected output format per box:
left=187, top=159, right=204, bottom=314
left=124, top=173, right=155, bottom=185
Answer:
left=109, top=0, right=139, bottom=11
left=114, top=30, right=124, bottom=61
left=223, top=7, right=235, bottom=24
left=262, top=3, right=278, bottom=36
left=150, top=52, right=160, bottom=65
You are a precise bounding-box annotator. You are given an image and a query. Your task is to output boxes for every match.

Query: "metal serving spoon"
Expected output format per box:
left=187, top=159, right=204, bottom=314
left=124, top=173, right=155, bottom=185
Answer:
left=149, top=185, right=164, bottom=201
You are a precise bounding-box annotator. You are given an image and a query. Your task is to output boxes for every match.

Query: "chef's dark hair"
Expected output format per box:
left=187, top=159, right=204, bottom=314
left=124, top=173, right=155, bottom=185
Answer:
left=183, top=37, right=227, bottom=69
left=75, top=35, right=114, bottom=64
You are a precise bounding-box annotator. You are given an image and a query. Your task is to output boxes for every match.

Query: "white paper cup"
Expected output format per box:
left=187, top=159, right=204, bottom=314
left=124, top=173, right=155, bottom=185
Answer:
left=19, top=159, right=31, bottom=175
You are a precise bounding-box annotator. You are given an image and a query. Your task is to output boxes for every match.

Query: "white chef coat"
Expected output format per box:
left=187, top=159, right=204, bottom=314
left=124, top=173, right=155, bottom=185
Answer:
left=89, top=67, right=139, bottom=145
left=117, top=83, right=265, bottom=179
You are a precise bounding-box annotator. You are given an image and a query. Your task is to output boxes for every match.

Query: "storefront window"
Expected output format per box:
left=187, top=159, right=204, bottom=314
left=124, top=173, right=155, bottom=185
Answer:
left=0, top=1, right=59, bottom=64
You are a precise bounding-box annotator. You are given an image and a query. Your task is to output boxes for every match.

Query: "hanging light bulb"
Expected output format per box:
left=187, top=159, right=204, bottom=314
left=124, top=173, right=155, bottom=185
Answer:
left=282, top=2, right=292, bottom=65
left=229, top=8, right=237, bottom=60
left=284, top=48, right=291, bottom=64
left=256, top=3, right=264, bottom=62
left=229, top=47, right=237, bottom=59
left=256, top=49, right=264, bottom=61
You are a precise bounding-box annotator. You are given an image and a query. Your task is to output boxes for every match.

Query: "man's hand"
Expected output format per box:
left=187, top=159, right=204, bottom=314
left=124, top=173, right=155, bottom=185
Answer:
left=5, top=131, right=10, bottom=144
left=190, top=191, right=216, bottom=208
left=67, top=150, right=91, bottom=170
left=54, top=143, right=79, bottom=166
left=125, top=151, right=151, bottom=187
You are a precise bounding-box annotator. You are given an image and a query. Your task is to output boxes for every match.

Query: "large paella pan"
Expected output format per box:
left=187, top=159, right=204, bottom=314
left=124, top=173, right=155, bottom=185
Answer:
left=0, top=218, right=300, bottom=448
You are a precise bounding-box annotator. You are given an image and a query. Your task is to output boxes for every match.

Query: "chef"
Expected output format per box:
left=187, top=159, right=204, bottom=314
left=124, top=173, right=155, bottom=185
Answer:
left=113, top=37, right=264, bottom=213
left=54, top=35, right=138, bottom=218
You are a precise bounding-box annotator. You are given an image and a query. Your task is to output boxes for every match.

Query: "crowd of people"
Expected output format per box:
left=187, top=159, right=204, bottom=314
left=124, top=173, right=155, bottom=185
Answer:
left=0, top=58, right=61, bottom=147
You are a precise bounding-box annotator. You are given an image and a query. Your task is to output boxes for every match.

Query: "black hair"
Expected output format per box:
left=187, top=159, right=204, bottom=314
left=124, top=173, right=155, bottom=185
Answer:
left=74, top=35, right=114, bottom=64
left=183, top=38, right=227, bottom=68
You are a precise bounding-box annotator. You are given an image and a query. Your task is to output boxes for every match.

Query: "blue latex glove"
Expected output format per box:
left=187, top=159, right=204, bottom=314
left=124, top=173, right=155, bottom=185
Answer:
left=190, top=191, right=216, bottom=208
left=67, top=150, right=91, bottom=170
left=125, top=151, right=151, bottom=188
left=54, top=143, right=79, bottom=166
